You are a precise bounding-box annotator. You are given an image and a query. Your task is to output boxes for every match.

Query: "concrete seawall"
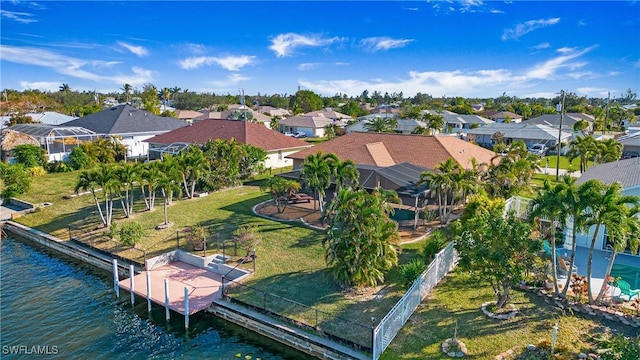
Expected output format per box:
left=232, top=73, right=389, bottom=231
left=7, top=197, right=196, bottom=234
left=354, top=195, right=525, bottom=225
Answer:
left=2, top=221, right=138, bottom=278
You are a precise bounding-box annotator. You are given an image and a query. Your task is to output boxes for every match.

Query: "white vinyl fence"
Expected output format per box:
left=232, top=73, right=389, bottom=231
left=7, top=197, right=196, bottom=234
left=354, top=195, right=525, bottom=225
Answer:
left=371, top=241, right=458, bottom=359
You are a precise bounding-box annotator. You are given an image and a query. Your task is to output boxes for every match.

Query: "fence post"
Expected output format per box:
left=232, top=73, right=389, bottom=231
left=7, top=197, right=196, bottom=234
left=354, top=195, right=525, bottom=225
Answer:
left=129, top=264, right=135, bottom=305
left=164, top=278, right=170, bottom=321
left=221, top=275, right=225, bottom=297
left=176, top=231, right=180, bottom=250
left=184, top=287, right=190, bottom=330
left=371, top=317, right=377, bottom=360
left=68, top=225, right=72, bottom=241
left=112, top=259, right=120, bottom=298
left=143, top=249, right=147, bottom=269
left=203, top=237, right=207, bottom=257
left=146, top=270, right=151, bottom=313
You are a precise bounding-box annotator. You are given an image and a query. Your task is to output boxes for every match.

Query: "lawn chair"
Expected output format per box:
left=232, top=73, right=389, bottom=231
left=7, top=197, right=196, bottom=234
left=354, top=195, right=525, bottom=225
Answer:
left=616, top=279, right=640, bottom=301
left=557, top=257, right=578, bottom=278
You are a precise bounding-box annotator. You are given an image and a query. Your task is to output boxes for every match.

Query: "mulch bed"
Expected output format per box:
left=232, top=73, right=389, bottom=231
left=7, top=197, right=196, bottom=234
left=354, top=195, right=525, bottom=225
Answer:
left=255, top=200, right=430, bottom=243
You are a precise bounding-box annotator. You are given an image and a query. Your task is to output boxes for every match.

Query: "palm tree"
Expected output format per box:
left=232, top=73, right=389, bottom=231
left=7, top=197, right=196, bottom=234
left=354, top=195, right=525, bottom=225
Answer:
left=75, top=168, right=107, bottom=226
left=423, top=113, right=444, bottom=135
left=300, top=151, right=338, bottom=212
left=419, top=158, right=463, bottom=224
left=595, top=205, right=640, bottom=302
left=484, top=141, right=539, bottom=198
left=177, top=145, right=208, bottom=199
left=529, top=179, right=568, bottom=294
left=140, top=161, right=162, bottom=211
left=160, top=87, right=172, bottom=107
left=157, top=156, right=183, bottom=226
left=580, top=180, right=639, bottom=303
left=411, top=126, right=429, bottom=135
left=260, top=176, right=301, bottom=213
left=596, top=138, right=623, bottom=164
left=330, top=158, right=359, bottom=193
left=59, top=83, right=70, bottom=92
left=364, top=117, right=397, bottom=133
left=567, top=136, right=597, bottom=173
left=115, top=162, right=139, bottom=217
left=121, top=83, right=132, bottom=103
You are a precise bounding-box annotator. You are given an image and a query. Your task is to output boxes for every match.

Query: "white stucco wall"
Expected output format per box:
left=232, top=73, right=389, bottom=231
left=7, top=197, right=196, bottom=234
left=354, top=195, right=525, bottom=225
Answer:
left=264, top=148, right=307, bottom=169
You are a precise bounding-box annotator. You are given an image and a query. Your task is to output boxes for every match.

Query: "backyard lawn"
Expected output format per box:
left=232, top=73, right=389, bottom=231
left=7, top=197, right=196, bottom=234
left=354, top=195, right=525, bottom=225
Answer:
left=10, top=170, right=636, bottom=358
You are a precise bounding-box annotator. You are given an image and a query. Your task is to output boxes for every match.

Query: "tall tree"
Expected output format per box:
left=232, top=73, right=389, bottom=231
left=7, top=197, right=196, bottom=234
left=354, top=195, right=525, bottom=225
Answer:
left=121, top=84, right=132, bottom=103
left=580, top=180, right=639, bottom=303
left=177, top=145, right=208, bottom=199
left=453, top=196, right=538, bottom=308
left=567, top=136, right=597, bottom=172
left=75, top=164, right=119, bottom=227
left=423, top=113, right=445, bottom=135
left=157, top=155, right=183, bottom=226
left=300, top=151, right=338, bottom=212
left=115, top=162, right=139, bottom=218
left=419, top=158, right=463, bottom=224
left=364, top=117, right=397, bottom=133
left=260, top=176, right=301, bottom=213
left=289, top=90, right=323, bottom=115
left=323, top=187, right=400, bottom=289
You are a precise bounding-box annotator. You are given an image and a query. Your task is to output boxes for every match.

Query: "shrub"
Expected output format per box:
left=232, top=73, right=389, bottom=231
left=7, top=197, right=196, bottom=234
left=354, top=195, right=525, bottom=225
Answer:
left=399, top=259, right=426, bottom=287
left=46, top=161, right=73, bottom=173
left=119, top=222, right=144, bottom=247
left=596, top=334, right=640, bottom=360
left=233, top=225, right=262, bottom=256
left=422, top=229, right=447, bottom=263
left=0, top=164, right=31, bottom=199
left=28, top=166, right=47, bottom=177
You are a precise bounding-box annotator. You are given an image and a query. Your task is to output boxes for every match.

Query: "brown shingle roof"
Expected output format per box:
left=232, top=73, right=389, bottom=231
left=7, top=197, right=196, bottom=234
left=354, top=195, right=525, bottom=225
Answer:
left=144, top=119, right=312, bottom=151
left=287, top=132, right=496, bottom=170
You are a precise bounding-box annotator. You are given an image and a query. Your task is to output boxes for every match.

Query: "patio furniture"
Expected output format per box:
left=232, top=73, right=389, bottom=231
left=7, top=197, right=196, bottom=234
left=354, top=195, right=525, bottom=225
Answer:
left=616, top=279, right=640, bottom=301
left=557, top=257, right=578, bottom=277
left=288, top=192, right=314, bottom=204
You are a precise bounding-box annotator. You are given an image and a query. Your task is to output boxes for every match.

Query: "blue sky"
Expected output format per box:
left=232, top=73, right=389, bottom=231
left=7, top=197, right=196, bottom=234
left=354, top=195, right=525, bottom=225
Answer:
left=1, top=1, right=639, bottom=99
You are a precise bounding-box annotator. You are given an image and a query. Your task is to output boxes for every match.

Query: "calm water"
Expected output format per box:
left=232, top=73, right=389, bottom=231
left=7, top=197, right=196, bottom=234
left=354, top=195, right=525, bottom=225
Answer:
left=0, top=236, right=313, bottom=360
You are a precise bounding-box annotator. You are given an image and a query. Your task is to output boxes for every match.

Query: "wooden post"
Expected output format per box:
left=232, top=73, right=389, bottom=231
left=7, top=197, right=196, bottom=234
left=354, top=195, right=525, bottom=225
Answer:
left=129, top=264, right=135, bottom=305
left=184, top=287, right=189, bottom=330
left=164, top=278, right=170, bottom=321
left=112, top=259, right=120, bottom=298
left=146, top=271, right=151, bottom=313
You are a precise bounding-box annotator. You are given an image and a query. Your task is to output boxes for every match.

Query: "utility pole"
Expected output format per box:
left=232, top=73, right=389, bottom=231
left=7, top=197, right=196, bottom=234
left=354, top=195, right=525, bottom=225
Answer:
left=556, top=90, right=566, bottom=181
left=603, top=91, right=610, bottom=135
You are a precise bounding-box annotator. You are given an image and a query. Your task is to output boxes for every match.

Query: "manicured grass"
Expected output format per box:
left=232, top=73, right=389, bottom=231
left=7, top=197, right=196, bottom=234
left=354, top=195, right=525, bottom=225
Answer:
left=381, top=270, right=637, bottom=359
left=13, top=170, right=420, bottom=346
left=542, top=155, right=589, bottom=172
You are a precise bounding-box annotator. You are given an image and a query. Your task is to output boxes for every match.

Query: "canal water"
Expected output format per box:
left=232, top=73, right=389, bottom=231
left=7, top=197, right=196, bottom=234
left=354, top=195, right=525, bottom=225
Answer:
left=0, top=236, right=313, bottom=359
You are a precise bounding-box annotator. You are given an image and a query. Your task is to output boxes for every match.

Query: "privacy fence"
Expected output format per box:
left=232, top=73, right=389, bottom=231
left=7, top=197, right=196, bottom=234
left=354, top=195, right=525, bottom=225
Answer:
left=222, top=241, right=458, bottom=359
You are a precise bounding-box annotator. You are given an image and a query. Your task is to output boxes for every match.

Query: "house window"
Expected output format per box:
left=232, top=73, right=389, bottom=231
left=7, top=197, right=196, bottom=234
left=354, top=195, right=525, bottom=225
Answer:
left=278, top=150, right=283, bottom=161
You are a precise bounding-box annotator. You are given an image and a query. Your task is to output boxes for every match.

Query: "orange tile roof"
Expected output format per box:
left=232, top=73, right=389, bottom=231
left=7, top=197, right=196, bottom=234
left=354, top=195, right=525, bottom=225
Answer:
left=287, top=132, right=496, bottom=170
left=144, top=119, right=312, bottom=151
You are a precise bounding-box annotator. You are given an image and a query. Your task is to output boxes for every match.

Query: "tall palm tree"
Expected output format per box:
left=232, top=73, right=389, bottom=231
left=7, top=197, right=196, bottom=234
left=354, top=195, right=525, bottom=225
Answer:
left=121, top=83, right=132, bottom=103
left=423, top=113, right=444, bottom=135
left=160, top=87, right=172, bottom=107
left=596, top=138, right=623, bottom=164
left=300, top=151, right=338, bottom=212
left=419, top=158, right=462, bottom=224
left=581, top=180, right=639, bottom=303
left=260, top=176, right=301, bottom=213
left=595, top=205, right=640, bottom=302
left=157, top=156, right=183, bottom=225
left=484, top=141, right=539, bottom=198
left=567, top=136, right=596, bottom=173
left=330, top=158, right=359, bottom=193
left=529, top=179, right=568, bottom=294
left=59, top=83, right=70, bottom=92
left=177, top=145, right=208, bottom=199
left=76, top=164, right=119, bottom=227
left=115, top=162, right=139, bottom=217
left=75, top=168, right=106, bottom=226
left=140, top=161, right=162, bottom=211
left=364, top=117, right=397, bottom=133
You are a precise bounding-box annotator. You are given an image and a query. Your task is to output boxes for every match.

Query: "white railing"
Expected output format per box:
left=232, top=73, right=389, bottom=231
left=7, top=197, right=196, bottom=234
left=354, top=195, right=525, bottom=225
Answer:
left=372, top=241, right=458, bottom=359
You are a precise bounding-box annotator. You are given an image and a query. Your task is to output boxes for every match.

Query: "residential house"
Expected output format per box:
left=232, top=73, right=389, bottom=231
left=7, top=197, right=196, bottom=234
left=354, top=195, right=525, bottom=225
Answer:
left=174, top=110, right=204, bottom=123
left=441, top=113, right=494, bottom=134
left=304, top=108, right=352, bottom=121
left=568, top=158, right=640, bottom=254
left=617, top=131, right=640, bottom=157
left=1, top=124, right=98, bottom=162
left=477, top=110, right=523, bottom=123
left=466, top=122, right=572, bottom=154
left=64, top=104, right=188, bottom=159
left=144, top=119, right=312, bottom=169
left=346, top=114, right=429, bottom=135
left=285, top=132, right=497, bottom=209
left=25, top=111, right=78, bottom=125
left=193, top=105, right=272, bottom=127
left=253, top=105, right=291, bottom=119
left=278, top=115, right=348, bottom=138
left=525, top=113, right=595, bottom=132
left=287, top=132, right=496, bottom=171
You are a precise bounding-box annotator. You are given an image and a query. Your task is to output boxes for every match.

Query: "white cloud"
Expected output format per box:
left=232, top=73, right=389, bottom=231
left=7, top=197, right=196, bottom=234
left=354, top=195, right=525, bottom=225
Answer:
left=19, top=81, right=59, bottom=92
left=360, top=37, right=414, bottom=52
left=207, top=74, right=251, bottom=90
left=576, top=87, right=614, bottom=98
left=490, top=9, right=504, bottom=14
left=298, top=45, right=599, bottom=97
left=298, top=63, right=320, bottom=71
left=118, top=41, right=149, bottom=57
left=268, top=33, right=341, bottom=57
left=502, top=18, right=560, bottom=40
left=525, top=46, right=596, bottom=80
left=532, top=42, right=550, bottom=50
left=178, top=55, right=255, bottom=71
left=0, top=45, right=154, bottom=87
left=633, top=59, right=640, bottom=68
left=0, top=10, right=37, bottom=23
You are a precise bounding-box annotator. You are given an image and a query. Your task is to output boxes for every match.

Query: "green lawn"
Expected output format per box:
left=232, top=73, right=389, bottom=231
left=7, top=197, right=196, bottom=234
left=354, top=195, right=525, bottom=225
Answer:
left=381, top=270, right=637, bottom=359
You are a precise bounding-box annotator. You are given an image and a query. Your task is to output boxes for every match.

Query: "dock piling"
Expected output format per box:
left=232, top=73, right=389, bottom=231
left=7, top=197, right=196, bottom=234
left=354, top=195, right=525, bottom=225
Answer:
left=164, top=278, right=170, bottom=321
left=146, top=270, right=151, bottom=313
left=184, top=287, right=189, bottom=330
left=129, top=264, right=135, bottom=305
left=112, top=259, right=119, bottom=298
